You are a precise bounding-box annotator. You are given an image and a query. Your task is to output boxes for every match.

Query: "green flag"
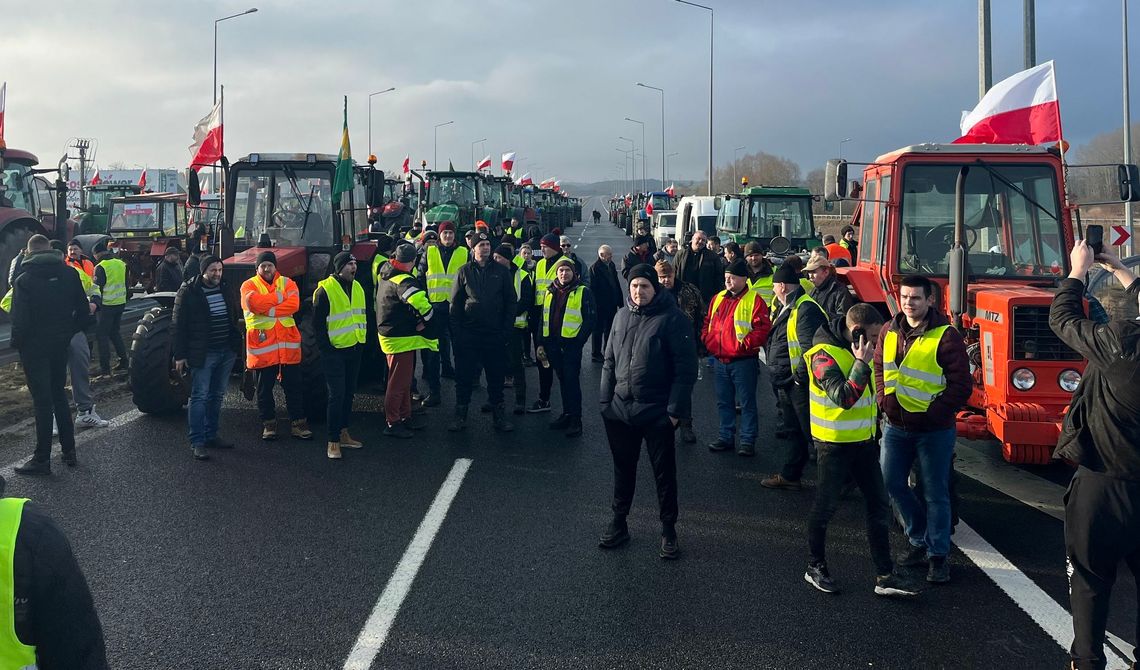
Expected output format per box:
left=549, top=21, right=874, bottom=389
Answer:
left=333, top=96, right=353, bottom=204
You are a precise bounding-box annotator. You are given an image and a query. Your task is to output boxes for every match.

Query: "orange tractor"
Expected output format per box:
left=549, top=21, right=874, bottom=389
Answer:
left=824, top=143, right=1140, bottom=464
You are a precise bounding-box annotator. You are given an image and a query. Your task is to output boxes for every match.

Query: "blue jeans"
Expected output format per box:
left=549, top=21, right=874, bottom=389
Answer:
left=713, top=358, right=758, bottom=445
left=880, top=424, right=956, bottom=558
left=188, top=349, right=236, bottom=447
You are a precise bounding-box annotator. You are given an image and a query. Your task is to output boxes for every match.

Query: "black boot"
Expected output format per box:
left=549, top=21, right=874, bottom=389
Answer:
left=14, top=458, right=51, bottom=476
left=549, top=413, right=572, bottom=430
left=492, top=404, right=515, bottom=432
left=565, top=416, right=583, bottom=437
left=447, top=405, right=468, bottom=432
left=660, top=523, right=679, bottom=560
left=598, top=516, right=630, bottom=549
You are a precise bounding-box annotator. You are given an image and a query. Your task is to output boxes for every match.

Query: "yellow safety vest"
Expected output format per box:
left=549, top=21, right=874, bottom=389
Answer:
left=542, top=286, right=584, bottom=338
left=318, top=276, right=366, bottom=348
left=709, top=289, right=759, bottom=342
left=883, top=326, right=949, bottom=412
left=512, top=255, right=525, bottom=270
left=371, top=253, right=389, bottom=282
left=425, top=245, right=469, bottom=302
left=98, top=257, right=128, bottom=306
left=533, top=256, right=572, bottom=306
left=378, top=274, right=439, bottom=354
left=244, top=275, right=296, bottom=330
left=748, top=273, right=774, bottom=307
left=508, top=227, right=525, bottom=241
left=511, top=269, right=528, bottom=330
left=804, top=343, right=877, bottom=443
left=0, top=498, right=37, bottom=668
left=786, top=293, right=822, bottom=375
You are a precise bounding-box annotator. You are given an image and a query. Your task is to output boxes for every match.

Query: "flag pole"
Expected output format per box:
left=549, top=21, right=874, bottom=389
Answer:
left=219, top=85, right=226, bottom=257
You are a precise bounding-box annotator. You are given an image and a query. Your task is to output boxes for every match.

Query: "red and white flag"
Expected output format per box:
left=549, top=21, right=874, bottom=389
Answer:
left=137, top=168, right=148, bottom=190
left=188, top=101, right=224, bottom=171
left=90, top=169, right=102, bottom=186
left=518, top=173, right=533, bottom=186
left=476, top=155, right=492, bottom=171
left=666, top=183, right=675, bottom=197
left=954, top=61, right=1061, bottom=145
left=646, top=201, right=654, bottom=216
left=402, top=155, right=410, bottom=174
left=0, top=82, right=6, bottom=148
left=501, top=151, right=516, bottom=173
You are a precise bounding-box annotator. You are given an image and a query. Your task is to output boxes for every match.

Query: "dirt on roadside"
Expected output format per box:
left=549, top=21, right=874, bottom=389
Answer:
left=0, top=361, right=132, bottom=430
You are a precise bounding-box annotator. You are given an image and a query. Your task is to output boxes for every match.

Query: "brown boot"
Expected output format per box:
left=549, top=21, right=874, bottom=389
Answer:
left=327, top=441, right=342, bottom=459
left=261, top=420, right=278, bottom=441
left=339, top=429, right=363, bottom=449
left=291, top=419, right=313, bottom=440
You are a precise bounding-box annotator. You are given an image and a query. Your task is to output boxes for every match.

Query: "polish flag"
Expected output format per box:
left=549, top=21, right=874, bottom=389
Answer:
left=188, top=101, right=224, bottom=171
left=0, top=82, right=6, bottom=148
left=666, top=183, right=675, bottom=197
left=501, top=151, right=516, bottom=173
left=476, top=155, right=492, bottom=171
left=402, top=155, right=410, bottom=174
left=138, top=168, right=147, bottom=190
left=646, top=201, right=654, bottom=216
left=954, top=61, right=1061, bottom=145
left=518, top=173, right=533, bottom=186
left=90, top=169, right=102, bottom=186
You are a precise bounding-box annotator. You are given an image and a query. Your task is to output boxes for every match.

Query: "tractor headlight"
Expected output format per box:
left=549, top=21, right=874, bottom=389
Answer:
left=1058, top=369, right=1082, bottom=393
left=1011, top=368, right=1036, bottom=391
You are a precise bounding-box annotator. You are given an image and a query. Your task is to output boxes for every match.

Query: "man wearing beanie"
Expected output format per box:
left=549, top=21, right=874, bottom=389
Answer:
left=240, top=250, right=313, bottom=442
left=377, top=243, right=438, bottom=438
left=598, top=262, right=697, bottom=559
left=447, top=232, right=516, bottom=432
left=537, top=260, right=595, bottom=436
left=655, top=259, right=704, bottom=444
left=312, top=252, right=367, bottom=459
left=743, top=241, right=775, bottom=307
left=559, top=236, right=590, bottom=286
left=703, top=259, right=772, bottom=457
left=527, top=233, right=573, bottom=412
left=173, top=254, right=242, bottom=460
left=621, top=235, right=654, bottom=280
left=92, top=239, right=130, bottom=376
left=762, top=262, right=826, bottom=489
left=370, top=233, right=396, bottom=282
left=418, top=220, right=467, bottom=392
left=494, top=242, right=534, bottom=413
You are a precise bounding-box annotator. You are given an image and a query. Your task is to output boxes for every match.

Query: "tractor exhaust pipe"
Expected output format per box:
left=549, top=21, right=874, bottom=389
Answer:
left=949, top=166, right=969, bottom=330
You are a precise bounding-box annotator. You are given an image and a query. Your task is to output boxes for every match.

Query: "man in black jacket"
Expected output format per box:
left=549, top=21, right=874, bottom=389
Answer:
left=589, top=245, right=623, bottom=363
left=153, top=245, right=184, bottom=293
left=1050, top=240, right=1140, bottom=670
left=495, top=244, right=533, bottom=415
left=806, top=255, right=856, bottom=320
left=173, top=255, right=241, bottom=460
left=313, top=252, right=367, bottom=460
left=448, top=232, right=516, bottom=432
left=598, top=264, right=697, bottom=559
left=673, top=230, right=723, bottom=303
left=10, top=235, right=92, bottom=475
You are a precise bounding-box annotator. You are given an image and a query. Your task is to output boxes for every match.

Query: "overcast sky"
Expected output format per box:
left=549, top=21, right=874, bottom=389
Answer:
left=3, top=1, right=1137, bottom=184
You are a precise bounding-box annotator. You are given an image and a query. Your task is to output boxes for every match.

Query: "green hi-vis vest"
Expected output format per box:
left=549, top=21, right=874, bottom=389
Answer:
left=883, top=326, right=949, bottom=412
left=0, top=498, right=37, bottom=668
left=512, top=255, right=525, bottom=270
left=511, top=270, right=528, bottom=330
left=542, top=286, right=584, bottom=338
left=379, top=274, right=439, bottom=355
left=748, top=273, right=774, bottom=307
left=98, top=257, right=128, bottom=305
left=709, top=289, right=759, bottom=342
left=786, top=293, right=822, bottom=375
left=244, top=275, right=296, bottom=331
left=317, top=276, right=366, bottom=348
left=508, top=227, right=525, bottom=241
left=371, top=253, right=389, bottom=282
left=804, top=343, right=877, bottom=443
left=0, top=266, right=95, bottom=313
left=425, top=245, right=469, bottom=303
left=533, top=256, right=572, bottom=306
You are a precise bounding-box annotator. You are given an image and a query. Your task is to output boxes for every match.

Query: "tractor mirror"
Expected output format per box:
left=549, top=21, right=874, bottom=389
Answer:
left=824, top=159, right=847, bottom=201
left=714, top=195, right=723, bottom=209
left=1119, top=164, right=1140, bottom=202
left=187, top=169, right=202, bottom=206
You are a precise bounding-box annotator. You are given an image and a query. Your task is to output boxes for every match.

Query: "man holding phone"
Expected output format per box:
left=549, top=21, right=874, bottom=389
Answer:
left=801, top=305, right=919, bottom=597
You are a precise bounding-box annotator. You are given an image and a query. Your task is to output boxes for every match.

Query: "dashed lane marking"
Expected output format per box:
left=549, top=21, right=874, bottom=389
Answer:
left=343, top=458, right=473, bottom=670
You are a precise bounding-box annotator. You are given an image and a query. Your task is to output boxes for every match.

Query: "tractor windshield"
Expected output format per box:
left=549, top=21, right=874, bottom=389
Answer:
left=231, top=167, right=336, bottom=247
left=649, top=194, right=671, bottom=211
left=428, top=176, right=478, bottom=207
left=485, top=182, right=504, bottom=208
left=0, top=163, right=34, bottom=212
left=717, top=197, right=742, bottom=232
left=745, top=197, right=813, bottom=240
left=899, top=163, right=1063, bottom=277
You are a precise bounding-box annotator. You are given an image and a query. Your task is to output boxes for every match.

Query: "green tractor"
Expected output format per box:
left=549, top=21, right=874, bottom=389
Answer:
left=71, top=183, right=141, bottom=235
left=417, top=170, right=486, bottom=234
left=716, top=185, right=818, bottom=255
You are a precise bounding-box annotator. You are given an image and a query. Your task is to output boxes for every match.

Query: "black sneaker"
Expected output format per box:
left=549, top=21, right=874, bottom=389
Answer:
left=549, top=413, right=572, bottom=430
left=421, top=393, right=441, bottom=408
left=383, top=423, right=415, bottom=439
left=874, top=572, right=921, bottom=597
left=192, top=445, right=210, bottom=461
left=598, top=518, right=630, bottom=549
left=527, top=399, right=551, bottom=413
left=565, top=416, right=583, bottom=437
left=14, top=458, right=51, bottom=476
left=804, top=562, right=840, bottom=594
left=708, top=439, right=733, bottom=452
left=736, top=443, right=755, bottom=457
left=61, top=452, right=77, bottom=467
left=401, top=417, right=426, bottom=431
left=927, top=556, right=950, bottom=584
left=898, top=545, right=928, bottom=568
left=660, top=525, right=679, bottom=560
left=411, top=391, right=424, bottom=402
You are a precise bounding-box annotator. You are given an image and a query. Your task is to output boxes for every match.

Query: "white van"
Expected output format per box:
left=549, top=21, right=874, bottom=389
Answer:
left=675, top=196, right=719, bottom=242
left=650, top=210, right=677, bottom=248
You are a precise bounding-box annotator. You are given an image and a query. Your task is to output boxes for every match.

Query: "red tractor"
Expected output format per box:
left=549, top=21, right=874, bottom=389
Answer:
left=824, top=143, right=1139, bottom=464
left=0, top=148, right=70, bottom=297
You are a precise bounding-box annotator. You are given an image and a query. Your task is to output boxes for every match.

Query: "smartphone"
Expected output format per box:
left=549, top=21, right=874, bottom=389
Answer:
left=1086, top=224, right=1104, bottom=255
left=851, top=327, right=866, bottom=346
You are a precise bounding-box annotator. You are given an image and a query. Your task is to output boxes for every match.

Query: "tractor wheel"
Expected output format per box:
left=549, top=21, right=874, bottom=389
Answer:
left=0, top=221, right=39, bottom=299
left=129, top=306, right=189, bottom=415
left=298, top=305, right=328, bottom=423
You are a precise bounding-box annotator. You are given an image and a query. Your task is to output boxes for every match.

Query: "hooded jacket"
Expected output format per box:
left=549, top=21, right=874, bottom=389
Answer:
left=10, top=250, right=91, bottom=352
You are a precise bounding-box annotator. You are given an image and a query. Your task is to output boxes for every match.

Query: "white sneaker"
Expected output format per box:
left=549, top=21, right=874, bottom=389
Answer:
left=75, top=410, right=110, bottom=429
left=52, top=419, right=58, bottom=437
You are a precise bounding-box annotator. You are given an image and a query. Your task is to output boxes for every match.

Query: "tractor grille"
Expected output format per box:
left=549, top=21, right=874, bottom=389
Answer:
left=1012, top=305, right=1081, bottom=361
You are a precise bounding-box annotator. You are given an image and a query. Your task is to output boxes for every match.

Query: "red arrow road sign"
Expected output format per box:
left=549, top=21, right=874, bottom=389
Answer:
left=1112, top=224, right=1131, bottom=247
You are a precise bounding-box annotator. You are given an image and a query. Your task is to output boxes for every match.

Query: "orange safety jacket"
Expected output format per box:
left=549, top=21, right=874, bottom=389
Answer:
left=66, top=257, right=96, bottom=277
left=240, top=272, right=302, bottom=369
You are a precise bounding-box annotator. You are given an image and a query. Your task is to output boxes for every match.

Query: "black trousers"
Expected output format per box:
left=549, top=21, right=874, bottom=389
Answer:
left=776, top=382, right=812, bottom=481
left=543, top=340, right=583, bottom=417
left=808, top=439, right=894, bottom=576
left=21, top=343, right=74, bottom=461
left=321, top=346, right=361, bottom=442
left=256, top=364, right=305, bottom=421
left=1065, top=467, right=1140, bottom=670
left=96, top=303, right=128, bottom=372
left=591, top=310, right=615, bottom=358
left=506, top=328, right=527, bottom=406
left=603, top=417, right=678, bottom=525
left=454, top=335, right=506, bottom=407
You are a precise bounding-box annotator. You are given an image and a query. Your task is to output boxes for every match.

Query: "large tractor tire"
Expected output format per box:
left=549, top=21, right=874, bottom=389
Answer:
left=130, top=306, right=189, bottom=414
left=298, top=305, right=328, bottom=423
left=0, top=221, right=39, bottom=299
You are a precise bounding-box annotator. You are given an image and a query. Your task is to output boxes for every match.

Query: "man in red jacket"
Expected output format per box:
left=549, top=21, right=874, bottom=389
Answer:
left=703, top=259, right=771, bottom=456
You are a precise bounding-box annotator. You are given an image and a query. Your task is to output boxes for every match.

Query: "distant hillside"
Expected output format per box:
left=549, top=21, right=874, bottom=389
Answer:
left=562, top=179, right=698, bottom=197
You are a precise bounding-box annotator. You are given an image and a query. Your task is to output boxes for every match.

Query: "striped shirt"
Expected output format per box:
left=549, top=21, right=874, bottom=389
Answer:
left=202, top=285, right=231, bottom=351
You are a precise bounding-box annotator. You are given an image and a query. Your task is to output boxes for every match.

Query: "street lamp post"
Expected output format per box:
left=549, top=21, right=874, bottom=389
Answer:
left=667, top=152, right=679, bottom=184
left=838, top=137, right=852, bottom=216
left=433, top=120, right=454, bottom=171
left=470, top=137, right=487, bottom=170
left=625, top=118, right=646, bottom=193
left=637, top=83, right=666, bottom=189
left=616, top=147, right=633, bottom=196
left=619, top=136, right=635, bottom=192
left=675, top=0, right=713, bottom=195
left=733, top=145, right=745, bottom=190
left=367, top=87, right=395, bottom=159
left=214, top=8, right=258, bottom=105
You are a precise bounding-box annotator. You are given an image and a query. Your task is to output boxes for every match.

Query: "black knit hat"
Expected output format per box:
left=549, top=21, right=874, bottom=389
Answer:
left=634, top=235, right=651, bottom=247
left=393, top=243, right=417, bottom=264
left=255, top=250, right=277, bottom=267
left=726, top=259, right=748, bottom=277
left=772, top=263, right=802, bottom=284
left=374, top=233, right=395, bottom=254
left=494, top=243, right=514, bottom=259
left=626, top=263, right=660, bottom=291
left=332, top=251, right=356, bottom=274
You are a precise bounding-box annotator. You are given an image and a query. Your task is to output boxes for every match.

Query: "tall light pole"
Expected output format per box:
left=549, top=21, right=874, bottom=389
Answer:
left=1125, top=0, right=1134, bottom=255
left=367, top=87, right=395, bottom=159
left=637, top=82, right=666, bottom=189
left=470, top=137, right=487, bottom=170
left=433, top=120, right=453, bottom=171
left=214, top=8, right=258, bottom=105
left=838, top=137, right=853, bottom=217
left=667, top=152, right=679, bottom=184
left=619, top=136, right=636, bottom=192
left=625, top=117, right=646, bottom=193
left=616, top=147, right=632, bottom=195
left=733, top=145, right=745, bottom=190
left=676, top=0, right=713, bottom=195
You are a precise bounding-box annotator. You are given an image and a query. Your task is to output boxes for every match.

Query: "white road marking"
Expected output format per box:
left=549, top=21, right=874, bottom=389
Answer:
left=343, top=458, right=473, bottom=670
left=954, top=521, right=1132, bottom=669
left=0, top=408, right=142, bottom=479
left=955, top=443, right=1066, bottom=521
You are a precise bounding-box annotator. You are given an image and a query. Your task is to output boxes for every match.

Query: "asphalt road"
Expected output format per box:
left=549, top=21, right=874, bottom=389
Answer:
left=0, top=198, right=1133, bottom=669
